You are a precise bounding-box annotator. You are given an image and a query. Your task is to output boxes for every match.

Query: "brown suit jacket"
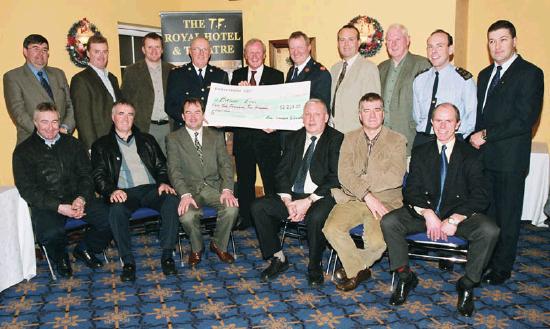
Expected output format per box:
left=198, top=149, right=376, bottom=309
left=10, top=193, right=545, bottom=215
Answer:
left=121, top=60, right=174, bottom=132
left=333, top=126, right=406, bottom=207
left=4, top=64, right=75, bottom=144
left=70, top=66, right=122, bottom=149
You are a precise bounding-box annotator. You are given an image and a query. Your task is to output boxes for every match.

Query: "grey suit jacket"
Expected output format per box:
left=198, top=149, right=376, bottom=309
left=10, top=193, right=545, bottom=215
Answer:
left=330, top=55, right=381, bottom=134
left=4, top=64, right=75, bottom=144
left=70, top=66, right=121, bottom=149
left=166, top=126, right=233, bottom=196
left=379, top=52, right=431, bottom=154
left=121, top=60, right=174, bottom=132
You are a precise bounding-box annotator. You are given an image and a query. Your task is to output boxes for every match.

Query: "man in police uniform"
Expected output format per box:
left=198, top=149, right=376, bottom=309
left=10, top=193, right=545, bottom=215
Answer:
left=412, top=29, right=476, bottom=148
left=165, top=36, right=229, bottom=128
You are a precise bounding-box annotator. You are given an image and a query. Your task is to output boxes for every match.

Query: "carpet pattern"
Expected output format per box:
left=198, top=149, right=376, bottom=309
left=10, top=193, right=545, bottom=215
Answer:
left=0, top=223, right=549, bottom=328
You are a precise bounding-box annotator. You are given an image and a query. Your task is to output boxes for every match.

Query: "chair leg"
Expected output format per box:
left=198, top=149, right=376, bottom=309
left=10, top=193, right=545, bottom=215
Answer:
left=103, top=251, right=109, bottom=264
left=177, top=234, right=185, bottom=268
left=230, top=232, right=237, bottom=260
left=326, top=249, right=334, bottom=275
left=391, top=271, right=396, bottom=292
left=331, top=254, right=339, bottom=280
left=41, top=245, right=57, bottom=281
left=280, top=221, right=289, bottom=248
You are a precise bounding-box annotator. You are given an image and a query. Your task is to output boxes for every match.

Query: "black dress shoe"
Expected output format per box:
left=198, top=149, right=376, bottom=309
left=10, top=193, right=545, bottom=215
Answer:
left=308, top=269, right=324, bottom=287
left=456, top=280, right=475, bottom=317
left=389, top=272, right=418, bottom=306
left=120, top=263, right=136, bottom=282
left=161, top=258, right=177, bottom=276
left=73, top=247, right=103, bottom=269
left=438, top=260, right=454, bottom=272
left=260, top=258, right=289, bottom=282
left=56, top=256, right=73, bottom=278
left=334, top=267, right=348, bottom=284
left=483, top=269, right=511, bottom=285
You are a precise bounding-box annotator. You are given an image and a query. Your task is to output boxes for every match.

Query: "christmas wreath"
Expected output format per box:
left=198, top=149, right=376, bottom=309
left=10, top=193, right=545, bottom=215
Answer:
left=349, top=15, right=384, bottom=57
left=66, top=18, right=102, bottom=67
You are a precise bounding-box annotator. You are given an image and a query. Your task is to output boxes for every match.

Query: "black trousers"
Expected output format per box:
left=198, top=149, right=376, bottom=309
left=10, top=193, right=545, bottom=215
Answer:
left=485, top=169, right=527, bottom=273
left=235, top=145, right=281, bottom=227
left=31, top=197, right=111, bottom=262
left=108, top=184, right=179, bottom=264
left=381, top=207, right=499, bottom=283
left=251, top=194, right=335, bottom=271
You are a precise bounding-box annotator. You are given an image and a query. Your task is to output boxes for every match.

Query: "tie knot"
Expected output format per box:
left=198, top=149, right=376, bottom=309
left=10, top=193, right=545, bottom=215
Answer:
left=343, top=61, right=348, bottom=68
left=37, top=71, right=43, bottom=77
left=194, top=131, right=199, bottom=137
left=310, top=136, right=317, bottom=142
left=441, top=144, right=447, bottom=152
left=496, top=65, right=502, bottom=71
left=251, top=70, right=256, bottom=76
left=435, top=71, right=439, bottom=77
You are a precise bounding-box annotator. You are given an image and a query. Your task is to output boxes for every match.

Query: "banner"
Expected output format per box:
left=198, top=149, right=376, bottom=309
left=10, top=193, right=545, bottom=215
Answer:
left=204, top=82, right=311, bottom=131
left=160, top=11, right=243, bottom=71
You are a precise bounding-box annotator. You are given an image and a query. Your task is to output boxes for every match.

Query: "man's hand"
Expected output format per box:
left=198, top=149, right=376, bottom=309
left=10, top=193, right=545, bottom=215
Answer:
left=440, top=219, right=458, bottom=237
left=178, top=195, right=198, bottom=216
left=237, top=81, right=251, bottom=86
left=262, top=129, right=276, bottom=133
left=158, top=183, right=176, bottom=195
left=363, top=193, right=389, bottom=220
left=220, top=190, right=239, bottom=208
left=423, top=209, right=444, bottom=241
left=71, top=197, right=86, bottom=218
left=288, top=198, right=312, bottom=222
left=59, top=127, right=68, bottom=134
left=110, top=189, right=127, bottom=203
left=58, top=204, right=81, bottom=218
left=469, top=131, right=486, bottom=149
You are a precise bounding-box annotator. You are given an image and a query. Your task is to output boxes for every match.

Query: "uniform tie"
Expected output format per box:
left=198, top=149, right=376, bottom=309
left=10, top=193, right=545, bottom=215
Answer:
left=424, top=71, right=439, bottom=134
left=197, top=68, right=204, bottom=85
left=291, top=67, right=299, bottom=81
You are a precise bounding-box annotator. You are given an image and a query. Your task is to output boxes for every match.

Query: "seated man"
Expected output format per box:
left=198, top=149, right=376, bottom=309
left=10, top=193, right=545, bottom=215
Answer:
left=13, top=102, right=111, bottom=278
left=166, top=98, right=238, bottom=266
left=323, top=93, right=406, bottom=291
left=91, top=100, right=180, bottom=282
left=381, top=103, right=499, bottom=317
left=251, top=99, right=344, bottom=287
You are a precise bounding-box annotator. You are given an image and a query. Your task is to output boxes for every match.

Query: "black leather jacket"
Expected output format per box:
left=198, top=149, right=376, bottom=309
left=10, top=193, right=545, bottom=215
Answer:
left=91, top=125, right=170, bottom=198
left=13, top=131, right=95, bottom=211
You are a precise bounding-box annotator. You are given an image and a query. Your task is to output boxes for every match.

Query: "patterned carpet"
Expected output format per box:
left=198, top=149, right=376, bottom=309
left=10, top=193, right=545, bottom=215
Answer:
left=0, top=223, right=548, bottom=329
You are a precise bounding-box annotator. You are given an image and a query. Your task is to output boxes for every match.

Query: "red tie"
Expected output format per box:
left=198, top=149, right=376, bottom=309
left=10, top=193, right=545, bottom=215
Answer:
left=250, top=70, right=257, bottom=86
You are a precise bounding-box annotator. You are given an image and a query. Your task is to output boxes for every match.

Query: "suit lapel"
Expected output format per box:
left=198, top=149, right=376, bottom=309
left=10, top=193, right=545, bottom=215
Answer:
left=139, top=61, right=154, bottom=94
left=290, top=129, right=307, bottom=181
left=23, top=65, right=50, bottom=100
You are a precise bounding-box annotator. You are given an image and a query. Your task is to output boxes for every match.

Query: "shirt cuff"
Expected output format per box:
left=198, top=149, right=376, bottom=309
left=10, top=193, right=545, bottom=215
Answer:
left=180, top=193, right=192, bottom=199
left=309, top=193, right=322, bottom=202
left=222, top=189, right=233, bottom=194
left=413, top=206, right=425, bottom=216
left=278, top=193, right=291, bottom=202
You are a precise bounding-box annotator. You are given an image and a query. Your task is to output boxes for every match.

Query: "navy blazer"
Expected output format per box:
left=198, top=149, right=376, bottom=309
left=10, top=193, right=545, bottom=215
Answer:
left=275, top=126, right=343, bottom=197
left=286, top=58, right=332, bottom=112
left=165, top=63, right=229, bottom=127
left=475, top=55, right=544, bottom=174
left=404, top=140, right=489, bottom=219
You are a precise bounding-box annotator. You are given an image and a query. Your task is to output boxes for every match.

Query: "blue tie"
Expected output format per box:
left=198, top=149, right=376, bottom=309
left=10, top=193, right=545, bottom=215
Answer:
left=37, top=71, right=54, bottom=100
left=488, top=65, right=502, bottom=95
left=293, top=136, right=317, bottom=194
left=198, top=68, right=204, bottom=85
left=291, top=67, right=299, bottom=81
left=435, top=144, right=448, bottom=215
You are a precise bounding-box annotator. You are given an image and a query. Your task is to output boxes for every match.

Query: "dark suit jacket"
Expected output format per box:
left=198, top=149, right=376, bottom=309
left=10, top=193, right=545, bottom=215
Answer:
left=404, top=140, right=489, bottom=219
left=230, top=65, right=284, bottom=154
left=275, top=126, right=343, bottom=197
left=70, top=66, right=122, bottom=149
left=121, top=60, right=174, bottom=132
left=166, top=126, right=234, bottom=196
left=286, top=58, right=332, bottom=111
left=474, top=55, right=544, bottom=174
left=4, top=64, right=75, bottom=144
left=165, top=63, right=229, bottom=127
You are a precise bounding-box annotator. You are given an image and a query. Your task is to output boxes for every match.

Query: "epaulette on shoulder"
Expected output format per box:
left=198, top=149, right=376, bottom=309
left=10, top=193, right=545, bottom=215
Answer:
left=455, top=67, right=473, bottom=80
left=171, top=65, right=183, bottom=70
left=414, top=67, right=430, bottom=78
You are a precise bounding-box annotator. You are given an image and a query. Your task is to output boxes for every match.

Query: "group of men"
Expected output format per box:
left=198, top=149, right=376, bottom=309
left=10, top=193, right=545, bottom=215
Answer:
left=4, top=18, right=544, bottom=318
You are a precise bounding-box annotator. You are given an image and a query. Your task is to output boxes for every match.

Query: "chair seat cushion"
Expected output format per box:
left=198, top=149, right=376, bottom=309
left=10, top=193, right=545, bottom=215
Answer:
left=406, top=232, right=467, bottom=247
left=131, top=208, right=160, bottom=220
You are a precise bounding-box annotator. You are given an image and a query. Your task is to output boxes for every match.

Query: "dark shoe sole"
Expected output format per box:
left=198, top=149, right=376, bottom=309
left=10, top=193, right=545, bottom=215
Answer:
left=260, top=262, right=290, bottom=282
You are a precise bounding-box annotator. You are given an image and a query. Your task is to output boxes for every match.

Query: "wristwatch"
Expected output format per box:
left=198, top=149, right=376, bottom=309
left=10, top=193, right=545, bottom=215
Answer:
left=448, top=217, right=460, bottom=226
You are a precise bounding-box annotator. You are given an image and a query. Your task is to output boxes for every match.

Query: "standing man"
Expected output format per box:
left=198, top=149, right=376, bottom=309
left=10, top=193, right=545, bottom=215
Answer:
left=165, top=36, right=229, bottom=128
left=4, top=34, right=75, bottom=144
left=71, top=35, right=122, bottom=149
left=381, top=103, right=499, bottom=317
left=167, top=98, right=238, bottom=266
left=286, top=31, right=331, bottom=111
left=91, top=101, right=180, bottom=282
left=121, top=32, right=174, bottom=154
left=330, top=24, right=381, bottom=133
left=230, top=38, right=284, bottom=229
left=412, top=30, right=476, bottom=148
left=13, top=103, right=112, bottom=278
left=251, top=99, right=344, bottom=287
left=470, top=20, right=544, bottom=285
left=323, top=93, right=406, bottom=291
left=379, top=24, right=431, bottom=154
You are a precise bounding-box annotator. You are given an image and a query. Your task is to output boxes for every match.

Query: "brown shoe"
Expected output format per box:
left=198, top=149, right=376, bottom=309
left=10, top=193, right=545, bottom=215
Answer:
left=336, top=268, right=371, bottom=291
left=188, top=251, right=202, bottom=266
left=334, top=267, right=348, bottom=284
left=210, top=241, right=235, bottom=263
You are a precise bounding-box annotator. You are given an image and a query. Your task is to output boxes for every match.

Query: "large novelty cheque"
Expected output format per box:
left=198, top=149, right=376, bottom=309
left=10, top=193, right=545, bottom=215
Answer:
left=204, top=81, right=310, bottom=130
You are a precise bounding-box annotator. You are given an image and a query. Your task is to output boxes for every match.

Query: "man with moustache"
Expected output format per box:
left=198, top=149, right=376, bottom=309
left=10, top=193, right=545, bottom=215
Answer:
left=330, top=24, right=381, bottom=133
left=230, top=38, right=284, bottom=229
left=165, top=36, right=229, bottom=129
left=71, top=35, right=122, bottom=149
left=121, top=33, right=174, bottom=154
left=470, top=20, right=544, bottom=285
left=378, top=24, right=431, bottom=154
